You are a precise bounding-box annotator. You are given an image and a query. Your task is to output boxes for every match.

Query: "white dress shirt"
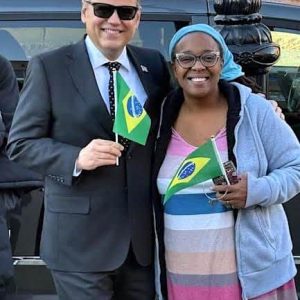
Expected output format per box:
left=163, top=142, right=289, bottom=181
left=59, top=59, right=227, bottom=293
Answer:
left=85, top=35, right=147, bottom=113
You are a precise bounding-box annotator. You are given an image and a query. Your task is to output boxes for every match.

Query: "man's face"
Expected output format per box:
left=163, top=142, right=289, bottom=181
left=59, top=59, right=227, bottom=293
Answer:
left=81, top=0, right=141, bottom=60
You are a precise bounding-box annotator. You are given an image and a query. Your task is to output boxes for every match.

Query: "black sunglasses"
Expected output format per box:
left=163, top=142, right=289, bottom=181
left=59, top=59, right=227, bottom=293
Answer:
left=85, top=1, right=139, bottom=20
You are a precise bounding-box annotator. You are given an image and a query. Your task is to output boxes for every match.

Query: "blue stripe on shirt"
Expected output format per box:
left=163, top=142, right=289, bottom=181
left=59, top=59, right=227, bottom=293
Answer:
left=164, top=193, right=231, bottom=215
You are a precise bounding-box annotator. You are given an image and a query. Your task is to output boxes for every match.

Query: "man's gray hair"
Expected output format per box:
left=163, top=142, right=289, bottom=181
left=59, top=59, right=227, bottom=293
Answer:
left=81, top=0, right=87, bottom=9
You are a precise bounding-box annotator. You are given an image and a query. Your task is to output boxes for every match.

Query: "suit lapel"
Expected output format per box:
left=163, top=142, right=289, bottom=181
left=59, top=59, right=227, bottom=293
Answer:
left=65, top=42, right=160, bottom=147
left=127, top=46, right=153, bottom=100
left=66, top=39, right=114, bottom=138
left=127, top=46, right=163, bottom=121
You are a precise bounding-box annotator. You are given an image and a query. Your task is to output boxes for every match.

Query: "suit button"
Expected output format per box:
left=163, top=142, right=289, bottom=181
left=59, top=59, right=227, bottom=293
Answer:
left=127, top=153, right=132, bottom=159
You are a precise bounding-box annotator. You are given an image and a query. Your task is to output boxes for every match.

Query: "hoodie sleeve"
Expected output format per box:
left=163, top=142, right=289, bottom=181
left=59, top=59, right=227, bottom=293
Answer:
left=245, top=99, right=300, bottom=207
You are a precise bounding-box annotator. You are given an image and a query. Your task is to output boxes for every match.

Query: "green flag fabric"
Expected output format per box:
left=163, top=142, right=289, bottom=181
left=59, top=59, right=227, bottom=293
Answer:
left=163, top=139, right=224, bottom=204
left=113, top=72, right=151, bottom=145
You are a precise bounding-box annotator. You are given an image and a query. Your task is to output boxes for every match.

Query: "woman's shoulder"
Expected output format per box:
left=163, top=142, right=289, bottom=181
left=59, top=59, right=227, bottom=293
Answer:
left=231, top=82, right=273, bottom=112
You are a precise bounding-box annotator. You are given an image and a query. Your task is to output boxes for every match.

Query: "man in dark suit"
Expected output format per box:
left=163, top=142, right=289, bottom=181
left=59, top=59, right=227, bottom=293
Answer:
left=7, top=0, right=171, bottom=299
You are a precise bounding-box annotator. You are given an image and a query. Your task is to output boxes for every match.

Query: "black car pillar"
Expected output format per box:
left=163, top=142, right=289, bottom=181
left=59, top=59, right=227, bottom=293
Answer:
left=213, top=0, right=280, bottom=93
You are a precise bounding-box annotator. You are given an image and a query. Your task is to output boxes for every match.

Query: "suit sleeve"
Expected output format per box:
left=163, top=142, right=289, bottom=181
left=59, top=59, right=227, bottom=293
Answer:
left=7, top=56, right=81, bottom=186
left=0, top=113, right=5, bottom=147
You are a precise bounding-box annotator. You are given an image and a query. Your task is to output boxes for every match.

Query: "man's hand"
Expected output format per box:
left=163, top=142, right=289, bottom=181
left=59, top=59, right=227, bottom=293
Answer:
left=76, top=139, right=124, bottom=171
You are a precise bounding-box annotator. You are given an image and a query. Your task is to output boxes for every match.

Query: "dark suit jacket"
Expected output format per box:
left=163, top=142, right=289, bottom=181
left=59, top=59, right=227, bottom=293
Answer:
left=0, top=54, right=42, bottom=190
left=7, top=39, right=171, bottom=272
left=1, top=54, right=42, bottom=288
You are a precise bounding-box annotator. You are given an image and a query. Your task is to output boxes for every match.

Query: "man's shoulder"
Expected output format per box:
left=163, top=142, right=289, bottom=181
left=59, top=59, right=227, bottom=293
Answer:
left=0, top=54, right=10, bottom=68
left=36, top=39, right=84, bottom=61
left=0, top=54, right=13, bottom=76
left=0, top=54, right=16, bottom=89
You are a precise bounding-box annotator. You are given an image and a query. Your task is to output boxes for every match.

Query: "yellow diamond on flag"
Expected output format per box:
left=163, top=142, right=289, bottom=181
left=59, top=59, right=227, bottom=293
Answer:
left=113, top=72, right=151, bottom=146
left=168, top=157, right=210, bottom=189
left=122, top=93, right=148, bottom=133
left=163, top=139, right=224, bottom=204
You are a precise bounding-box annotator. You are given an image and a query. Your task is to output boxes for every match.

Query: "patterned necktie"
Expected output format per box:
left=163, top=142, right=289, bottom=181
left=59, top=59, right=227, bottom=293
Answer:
left=106, top=62, right=130, bottom=151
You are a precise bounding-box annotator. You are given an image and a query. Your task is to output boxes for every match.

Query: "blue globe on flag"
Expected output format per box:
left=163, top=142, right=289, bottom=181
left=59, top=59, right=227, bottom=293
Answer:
left=178, top=161, right=196, bottom=179
left=127, top=96, right=143, bottom=118
left=164, top=139, right=224, bottom=204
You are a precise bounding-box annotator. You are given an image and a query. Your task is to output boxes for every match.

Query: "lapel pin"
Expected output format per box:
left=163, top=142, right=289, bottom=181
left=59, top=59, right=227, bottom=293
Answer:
left=141, top=65, right=149, bottom=73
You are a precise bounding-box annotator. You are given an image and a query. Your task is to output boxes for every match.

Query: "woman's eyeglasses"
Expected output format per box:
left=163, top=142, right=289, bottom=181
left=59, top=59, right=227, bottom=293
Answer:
left=175, top=52, right=221, bottom=69
left=84, top=1, right=139, bottom=20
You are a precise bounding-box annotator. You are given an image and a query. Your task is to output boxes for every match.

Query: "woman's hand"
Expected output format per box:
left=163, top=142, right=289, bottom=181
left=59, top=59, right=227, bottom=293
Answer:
left=213, top=174, right=248, bottom=209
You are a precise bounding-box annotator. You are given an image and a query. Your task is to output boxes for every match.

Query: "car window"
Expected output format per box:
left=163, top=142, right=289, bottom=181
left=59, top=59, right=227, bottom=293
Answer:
left=134, top=21, right=177, bottom=60
left=0, top=21, right=85, bottom=60
left=268, top=29, right=300, bottom=136
left=0, top=20, right=178, bottom=90
left=0, top=20, right=177, bottom=61
left=263, top=0, right=300, bottom=5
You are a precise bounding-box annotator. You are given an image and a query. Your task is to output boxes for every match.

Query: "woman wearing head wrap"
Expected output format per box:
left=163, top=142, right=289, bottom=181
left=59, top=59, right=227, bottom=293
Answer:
left=153, top=24, right=299, bottom=300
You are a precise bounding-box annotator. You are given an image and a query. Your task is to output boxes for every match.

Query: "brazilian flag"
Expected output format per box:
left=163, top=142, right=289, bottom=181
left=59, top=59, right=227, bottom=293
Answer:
left=164, top=139, right=223, bottom=204
left=113, top=72, right=151, bottom=145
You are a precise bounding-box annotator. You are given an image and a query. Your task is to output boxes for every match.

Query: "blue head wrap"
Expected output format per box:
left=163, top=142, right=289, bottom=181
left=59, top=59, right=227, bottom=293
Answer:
left=168, top=24, right=244, bottom=81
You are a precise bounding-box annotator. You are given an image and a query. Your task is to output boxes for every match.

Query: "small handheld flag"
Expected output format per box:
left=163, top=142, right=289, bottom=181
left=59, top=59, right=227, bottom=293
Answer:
left=113, top=72, right=151, bottom=145
left=163, top=138, right=224, bottom=204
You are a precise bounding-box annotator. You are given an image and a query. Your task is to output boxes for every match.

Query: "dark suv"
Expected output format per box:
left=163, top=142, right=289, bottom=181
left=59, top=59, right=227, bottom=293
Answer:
left=1, top=0, right=300, bottom=297
left=1, top=0, right=299, bottom=123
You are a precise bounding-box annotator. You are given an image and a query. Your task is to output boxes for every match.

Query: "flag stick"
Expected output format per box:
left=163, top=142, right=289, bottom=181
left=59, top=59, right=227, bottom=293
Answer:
left=113, top=70, right=119, bottom=166
left=211, top=136, right=230, bottom=185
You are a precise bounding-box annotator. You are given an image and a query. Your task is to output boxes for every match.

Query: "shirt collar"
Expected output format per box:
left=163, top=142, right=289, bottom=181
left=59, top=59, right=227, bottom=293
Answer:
left=85, top=35, right=131, bottom=71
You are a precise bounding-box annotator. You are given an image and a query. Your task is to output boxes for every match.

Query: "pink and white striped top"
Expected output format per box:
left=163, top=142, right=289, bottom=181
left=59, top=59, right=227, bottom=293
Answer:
left=157, top=127, right=297, bottom=300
